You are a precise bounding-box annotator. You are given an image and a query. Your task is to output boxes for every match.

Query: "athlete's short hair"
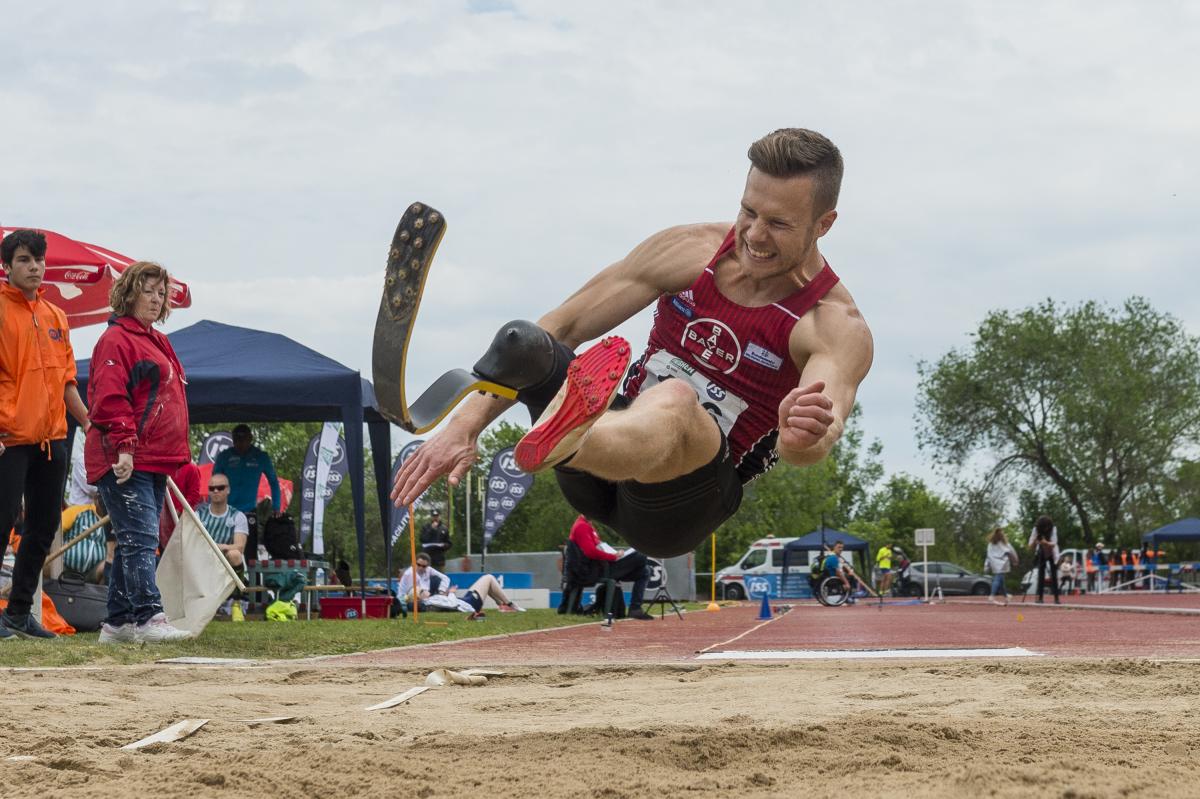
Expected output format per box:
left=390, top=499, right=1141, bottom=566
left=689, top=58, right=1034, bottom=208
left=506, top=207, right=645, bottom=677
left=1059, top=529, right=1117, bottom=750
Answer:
left=109, top=261, right=172, bottom=323
left=747, top=128, right=843, bottom=217
left=1, top=229, right=47, bottom=266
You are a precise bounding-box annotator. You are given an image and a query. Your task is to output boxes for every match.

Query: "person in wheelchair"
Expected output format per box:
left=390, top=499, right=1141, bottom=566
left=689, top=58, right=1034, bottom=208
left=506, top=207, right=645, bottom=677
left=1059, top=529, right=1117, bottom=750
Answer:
left=813, top=541, right=858, bottom=606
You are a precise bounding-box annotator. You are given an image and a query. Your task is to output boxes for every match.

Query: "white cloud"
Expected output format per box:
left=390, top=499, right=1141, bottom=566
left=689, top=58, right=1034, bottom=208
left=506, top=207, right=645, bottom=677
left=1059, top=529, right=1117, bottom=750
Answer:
left=7, top=0, right=1200, bottom=494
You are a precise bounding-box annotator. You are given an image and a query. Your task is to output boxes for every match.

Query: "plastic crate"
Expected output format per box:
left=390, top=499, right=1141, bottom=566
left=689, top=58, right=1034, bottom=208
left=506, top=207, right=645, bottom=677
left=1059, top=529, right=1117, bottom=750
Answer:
left=318, top=596, right=391, bottom=620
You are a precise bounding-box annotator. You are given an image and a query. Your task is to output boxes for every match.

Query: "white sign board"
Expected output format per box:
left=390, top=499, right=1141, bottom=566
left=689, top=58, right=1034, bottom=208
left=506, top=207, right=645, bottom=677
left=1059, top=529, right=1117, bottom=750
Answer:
left=915, top=528, right=936, bottom=546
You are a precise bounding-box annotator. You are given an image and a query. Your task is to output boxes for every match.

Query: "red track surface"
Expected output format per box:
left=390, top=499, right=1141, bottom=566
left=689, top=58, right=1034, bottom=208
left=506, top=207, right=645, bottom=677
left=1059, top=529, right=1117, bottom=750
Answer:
left=331, top=593, right=1200, bottom=667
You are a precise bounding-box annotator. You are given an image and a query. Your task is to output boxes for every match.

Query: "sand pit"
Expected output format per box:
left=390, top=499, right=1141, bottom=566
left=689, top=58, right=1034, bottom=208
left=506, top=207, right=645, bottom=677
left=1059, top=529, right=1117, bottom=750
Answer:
left=2, top=657, right=1197, bottom=798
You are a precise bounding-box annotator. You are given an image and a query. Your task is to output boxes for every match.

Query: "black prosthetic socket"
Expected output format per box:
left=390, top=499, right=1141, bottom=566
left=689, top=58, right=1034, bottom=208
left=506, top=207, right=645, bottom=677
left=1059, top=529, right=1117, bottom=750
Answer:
left=472, top=320, right=576, bottom=422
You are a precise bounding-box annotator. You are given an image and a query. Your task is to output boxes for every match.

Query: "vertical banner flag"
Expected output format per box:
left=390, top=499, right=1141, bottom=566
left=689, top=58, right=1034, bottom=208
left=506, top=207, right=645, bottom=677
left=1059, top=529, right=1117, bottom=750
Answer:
left=389, top=440, right=424, bottom=545
left=299, top=426, right=348, bottom=549
left=483, top=447, right=533, bottom=548
left=311, top=423, right=344, bottom=556
left=198, top=431, right=232, bottom=465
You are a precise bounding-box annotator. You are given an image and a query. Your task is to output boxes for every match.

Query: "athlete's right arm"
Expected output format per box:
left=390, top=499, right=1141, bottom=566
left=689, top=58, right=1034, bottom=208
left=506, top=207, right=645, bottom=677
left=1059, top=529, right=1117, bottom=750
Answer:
left=391, top=224, right=723, bottom=507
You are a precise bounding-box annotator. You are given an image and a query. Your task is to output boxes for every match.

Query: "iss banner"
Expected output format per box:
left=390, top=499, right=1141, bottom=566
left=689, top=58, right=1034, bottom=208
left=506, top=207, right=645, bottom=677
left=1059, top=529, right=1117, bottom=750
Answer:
left=388, top=440, right=425, bottom=545
left=198, top=431, right=232, bottom=465
left=298, top=427, right=349, bottom=546
left=483, top=447, right=533, bottom=548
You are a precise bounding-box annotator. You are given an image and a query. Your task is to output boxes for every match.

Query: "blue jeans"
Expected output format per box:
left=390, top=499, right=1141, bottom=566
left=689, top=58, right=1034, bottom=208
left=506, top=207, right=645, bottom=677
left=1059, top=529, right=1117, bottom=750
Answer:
left=98, top=471, right=167, bottom=626
left=990, top=572, right=1008, bottom=598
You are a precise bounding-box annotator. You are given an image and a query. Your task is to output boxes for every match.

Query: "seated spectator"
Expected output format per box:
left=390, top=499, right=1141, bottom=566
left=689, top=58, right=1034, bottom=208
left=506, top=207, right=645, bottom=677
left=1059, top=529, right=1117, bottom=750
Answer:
left=60, top=501, right=113, bottom=583
left=820, top=540, right=860, bottom=603
left=567, top=515, right=654, bottom=621
left=398, top=551, right=523, bottom=619
left=194, top=473, right=249, bottom=568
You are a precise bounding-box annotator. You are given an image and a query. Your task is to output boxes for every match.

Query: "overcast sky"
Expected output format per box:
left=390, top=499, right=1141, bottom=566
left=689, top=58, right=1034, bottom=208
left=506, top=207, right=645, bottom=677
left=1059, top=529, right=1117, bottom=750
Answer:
left=4, top=1, right=1198, bottom=492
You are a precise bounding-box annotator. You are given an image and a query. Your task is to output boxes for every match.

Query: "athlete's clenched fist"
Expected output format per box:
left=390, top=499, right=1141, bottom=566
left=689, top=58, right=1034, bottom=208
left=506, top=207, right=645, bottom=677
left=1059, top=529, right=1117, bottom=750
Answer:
left=777, top=380, right=835, bottom=453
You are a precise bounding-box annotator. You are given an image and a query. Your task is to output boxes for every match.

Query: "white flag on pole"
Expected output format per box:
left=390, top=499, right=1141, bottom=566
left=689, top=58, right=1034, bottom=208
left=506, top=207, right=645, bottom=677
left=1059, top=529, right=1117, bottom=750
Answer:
left=157, top=478, right=245, bottom=637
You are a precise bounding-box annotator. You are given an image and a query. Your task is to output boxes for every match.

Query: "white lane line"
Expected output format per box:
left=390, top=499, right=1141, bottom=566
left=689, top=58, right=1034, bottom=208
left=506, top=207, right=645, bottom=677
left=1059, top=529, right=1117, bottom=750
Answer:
left=696, top=647, right=1042, bottom=660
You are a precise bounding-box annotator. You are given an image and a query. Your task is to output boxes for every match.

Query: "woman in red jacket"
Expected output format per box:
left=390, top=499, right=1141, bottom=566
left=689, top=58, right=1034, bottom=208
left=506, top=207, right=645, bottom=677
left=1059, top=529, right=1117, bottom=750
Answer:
left=85, top=262, right=192, bottom=644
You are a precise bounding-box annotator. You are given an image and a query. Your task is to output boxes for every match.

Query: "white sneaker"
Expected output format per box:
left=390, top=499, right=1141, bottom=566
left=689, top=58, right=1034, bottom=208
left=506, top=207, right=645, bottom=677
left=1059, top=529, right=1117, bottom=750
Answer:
left=135, top=613, right=192, bottom=643
left=98, top=622, right=137, bottom=644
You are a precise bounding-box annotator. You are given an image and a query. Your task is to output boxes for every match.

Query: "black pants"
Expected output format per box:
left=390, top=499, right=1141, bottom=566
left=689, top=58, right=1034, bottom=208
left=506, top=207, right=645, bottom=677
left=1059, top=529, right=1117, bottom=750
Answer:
left=606, top=552, right=650, bottom=610
left=0, top=441, right=69, bottom=616
left=1036, top=549, right=1060, bottom=601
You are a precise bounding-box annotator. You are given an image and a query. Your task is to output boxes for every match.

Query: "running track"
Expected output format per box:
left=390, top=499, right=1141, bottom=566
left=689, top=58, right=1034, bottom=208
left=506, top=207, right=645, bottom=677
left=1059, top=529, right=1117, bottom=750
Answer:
left=330, top=593, right=1200, bottom=666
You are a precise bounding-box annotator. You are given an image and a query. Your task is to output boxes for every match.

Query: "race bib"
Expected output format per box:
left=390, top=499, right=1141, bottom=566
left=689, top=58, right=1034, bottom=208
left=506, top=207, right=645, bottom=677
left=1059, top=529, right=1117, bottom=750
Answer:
left=640, top=350, right=748, bottom=436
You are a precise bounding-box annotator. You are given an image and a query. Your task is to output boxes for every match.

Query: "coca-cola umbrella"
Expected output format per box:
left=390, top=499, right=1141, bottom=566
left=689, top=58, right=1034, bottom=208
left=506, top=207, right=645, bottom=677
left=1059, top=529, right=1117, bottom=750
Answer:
left=0, top=226, right=191, bottom=328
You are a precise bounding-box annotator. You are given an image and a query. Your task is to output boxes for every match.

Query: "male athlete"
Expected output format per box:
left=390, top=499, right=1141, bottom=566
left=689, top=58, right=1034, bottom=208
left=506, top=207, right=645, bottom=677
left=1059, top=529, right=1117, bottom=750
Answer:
left=393, top=128, right=873, bottom=558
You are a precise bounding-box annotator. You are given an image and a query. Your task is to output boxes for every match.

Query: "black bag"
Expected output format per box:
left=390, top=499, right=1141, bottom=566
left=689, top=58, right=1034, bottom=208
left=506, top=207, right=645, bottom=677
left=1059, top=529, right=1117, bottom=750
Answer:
left=261, top=514, right=303, bottom=558
left=44, top=574, right=107, bottom=632
left=584, top=581, right=627, bottom=619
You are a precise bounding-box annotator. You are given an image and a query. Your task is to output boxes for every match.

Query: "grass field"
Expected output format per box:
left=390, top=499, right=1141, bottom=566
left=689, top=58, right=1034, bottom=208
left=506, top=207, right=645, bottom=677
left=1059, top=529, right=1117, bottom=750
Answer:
left=0, top=609, right=597, bottom=668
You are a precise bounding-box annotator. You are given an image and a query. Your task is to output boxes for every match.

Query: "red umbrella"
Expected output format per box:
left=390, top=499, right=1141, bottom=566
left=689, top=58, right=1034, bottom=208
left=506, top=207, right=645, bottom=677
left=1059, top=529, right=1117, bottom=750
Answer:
left=0, top=226, right=191, bottom=328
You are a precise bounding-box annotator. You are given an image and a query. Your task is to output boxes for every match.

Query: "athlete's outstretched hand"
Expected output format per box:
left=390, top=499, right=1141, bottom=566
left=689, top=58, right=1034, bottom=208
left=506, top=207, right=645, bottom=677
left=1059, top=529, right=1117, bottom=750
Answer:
left=777, top=380, right=835, bottom=453
left=391, top=425, right=478, bottom=507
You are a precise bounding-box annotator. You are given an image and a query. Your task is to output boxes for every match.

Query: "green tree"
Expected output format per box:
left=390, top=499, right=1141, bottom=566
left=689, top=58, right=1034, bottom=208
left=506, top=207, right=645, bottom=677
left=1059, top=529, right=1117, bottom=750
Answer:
left=709, top=403, right=883, bottom=569
left=916, top=297, right=1200, bottom=546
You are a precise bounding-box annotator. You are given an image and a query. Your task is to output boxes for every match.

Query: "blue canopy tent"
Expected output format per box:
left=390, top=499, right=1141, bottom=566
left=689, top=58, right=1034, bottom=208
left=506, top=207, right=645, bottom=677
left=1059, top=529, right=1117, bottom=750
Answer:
left=779, top=527, right=870, bottom=597
left=74, top=320, right=398, bottom=601
left=1142, top=518, right=1200, bottom=547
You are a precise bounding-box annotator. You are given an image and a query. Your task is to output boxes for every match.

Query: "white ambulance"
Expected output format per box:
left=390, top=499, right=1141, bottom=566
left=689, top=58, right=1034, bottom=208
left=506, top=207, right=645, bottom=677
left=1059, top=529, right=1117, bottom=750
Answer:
left=714, top=536, right=803, bottom=600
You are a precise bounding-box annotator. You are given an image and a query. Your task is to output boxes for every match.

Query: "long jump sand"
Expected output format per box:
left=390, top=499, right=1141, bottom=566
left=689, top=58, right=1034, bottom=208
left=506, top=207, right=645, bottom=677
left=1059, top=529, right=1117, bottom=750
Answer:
left=3, top=602, right=1198, bottom=798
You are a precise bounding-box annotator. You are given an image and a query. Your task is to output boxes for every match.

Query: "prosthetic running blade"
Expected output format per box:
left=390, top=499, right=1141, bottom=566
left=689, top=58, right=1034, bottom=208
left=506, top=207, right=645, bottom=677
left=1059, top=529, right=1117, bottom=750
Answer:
left=372, top=202, right=517, bottom=433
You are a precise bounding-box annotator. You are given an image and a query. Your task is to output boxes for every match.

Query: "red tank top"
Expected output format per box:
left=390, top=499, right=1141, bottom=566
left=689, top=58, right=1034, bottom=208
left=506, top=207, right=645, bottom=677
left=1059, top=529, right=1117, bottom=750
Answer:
left=623, top=227, right=839, bottom=482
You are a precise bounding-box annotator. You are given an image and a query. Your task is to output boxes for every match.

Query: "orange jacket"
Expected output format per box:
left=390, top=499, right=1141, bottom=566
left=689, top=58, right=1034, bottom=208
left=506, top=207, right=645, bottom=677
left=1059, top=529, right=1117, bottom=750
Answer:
left=0, top=283, right=76, bottom=446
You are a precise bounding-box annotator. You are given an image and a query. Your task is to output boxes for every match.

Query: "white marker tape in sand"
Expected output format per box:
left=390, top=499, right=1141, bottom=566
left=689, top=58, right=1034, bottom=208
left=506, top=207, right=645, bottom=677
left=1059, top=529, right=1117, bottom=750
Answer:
left=696, top=647, right=1041, bottom=661
left=6, top=756, right=37, bottom=762
left=236, top=716, right=298, bottom=725
left=122, top=719, right=209, bottom=750
left=426, top=669, right=487, bottom=686
left=364, top=686, right=430, bottom=711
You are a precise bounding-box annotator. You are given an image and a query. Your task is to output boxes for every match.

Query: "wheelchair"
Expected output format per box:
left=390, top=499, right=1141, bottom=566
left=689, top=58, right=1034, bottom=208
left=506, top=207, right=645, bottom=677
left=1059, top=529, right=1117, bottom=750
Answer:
left=811, top=573, right=854, bottom=607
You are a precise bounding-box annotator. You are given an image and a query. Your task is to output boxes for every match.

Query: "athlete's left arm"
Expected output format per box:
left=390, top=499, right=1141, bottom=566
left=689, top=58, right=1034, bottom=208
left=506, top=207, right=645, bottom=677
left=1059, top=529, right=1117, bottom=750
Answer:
left=776, top=301, right=874, bottom=467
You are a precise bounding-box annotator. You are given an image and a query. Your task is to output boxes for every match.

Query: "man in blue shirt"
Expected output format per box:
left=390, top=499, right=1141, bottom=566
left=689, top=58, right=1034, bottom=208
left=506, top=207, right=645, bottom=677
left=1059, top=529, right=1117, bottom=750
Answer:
left=213, top=425, right=281, bottom=550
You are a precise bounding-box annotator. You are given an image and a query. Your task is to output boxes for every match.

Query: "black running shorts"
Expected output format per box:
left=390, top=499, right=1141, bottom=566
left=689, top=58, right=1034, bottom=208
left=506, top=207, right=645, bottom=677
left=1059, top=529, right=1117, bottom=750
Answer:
left=554, top=427, right=743, bottom=559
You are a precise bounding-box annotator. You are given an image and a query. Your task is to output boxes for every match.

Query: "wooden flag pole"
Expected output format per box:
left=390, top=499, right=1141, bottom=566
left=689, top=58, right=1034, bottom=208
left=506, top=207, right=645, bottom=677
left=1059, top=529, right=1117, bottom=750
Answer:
left=45, top=515, right=111, bottom=565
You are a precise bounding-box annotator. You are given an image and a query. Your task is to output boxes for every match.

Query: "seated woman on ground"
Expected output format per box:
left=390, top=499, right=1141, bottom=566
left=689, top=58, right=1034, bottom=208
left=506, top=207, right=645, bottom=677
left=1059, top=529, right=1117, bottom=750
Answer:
left=398, top=551, right=525, bottom=618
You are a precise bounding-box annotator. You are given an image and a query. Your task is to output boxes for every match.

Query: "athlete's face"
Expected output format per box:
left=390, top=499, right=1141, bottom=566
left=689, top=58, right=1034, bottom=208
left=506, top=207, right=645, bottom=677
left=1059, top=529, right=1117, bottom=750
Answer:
left=4, top=245, right=45, bottom=300
left=735, top=169, right=836, bottom=278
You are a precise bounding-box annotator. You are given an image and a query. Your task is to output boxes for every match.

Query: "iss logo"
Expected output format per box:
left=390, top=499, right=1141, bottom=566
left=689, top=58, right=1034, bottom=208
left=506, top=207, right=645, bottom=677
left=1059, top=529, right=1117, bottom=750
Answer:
left=490, top=477, right=509, bottom=493
left=487, top=498, right=499, bottom=510
left=201, top=432, right=233, bottom=464
left=746, top=577, right=771, bottom=598
left=498, top=451, right=524, bottom=479
left=645, top=558, right=667, bottom=591
left=501, top=496, right=516, bottom=511
left=681, top=318, right=741, bottom=374
left=309, top=434, right=347, bottom=466
left=509, top=482, right=526, bottom=498
left=706, top=383, right=726, bottom=401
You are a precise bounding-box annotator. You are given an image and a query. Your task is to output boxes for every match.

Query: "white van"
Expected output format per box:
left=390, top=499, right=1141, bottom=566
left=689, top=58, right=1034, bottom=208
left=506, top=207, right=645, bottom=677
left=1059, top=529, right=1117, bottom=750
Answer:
left=715, top=536, right=807, bottom=600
